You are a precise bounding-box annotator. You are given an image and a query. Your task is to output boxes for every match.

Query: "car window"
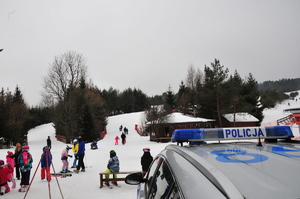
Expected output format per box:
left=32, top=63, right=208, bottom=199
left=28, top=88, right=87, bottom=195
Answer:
left=146, top=157, right=180, bottom=199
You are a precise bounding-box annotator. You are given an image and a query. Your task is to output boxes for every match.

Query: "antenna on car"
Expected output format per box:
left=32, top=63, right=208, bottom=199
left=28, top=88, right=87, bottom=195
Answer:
left=257, top=136, right=262, bottom=147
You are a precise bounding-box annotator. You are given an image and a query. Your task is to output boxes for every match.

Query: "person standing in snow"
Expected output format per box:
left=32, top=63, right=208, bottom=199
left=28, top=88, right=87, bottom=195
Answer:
left=141, top=148, right=153, bottom=175
left=104, top=150, right=120, bottom=187
left=46, top=136, right=51, bottom=150
left=0, top=160, right=14, bottom=195
left=41, top=146, right=52, bottom=181
left=6, top=151, right=15, bottom=182
left=74, top=136, right=85, bottom=173
left=71, top=138, right=79, bottom=168
left=17, top=145, right=33, bottom=192
left=121, top=132, right=126, bottom=145
left=14, top=143, right=22, bottom=180
left=115, top=136, right=120, bottom=145
left=61, top=145, right=72, bottom=173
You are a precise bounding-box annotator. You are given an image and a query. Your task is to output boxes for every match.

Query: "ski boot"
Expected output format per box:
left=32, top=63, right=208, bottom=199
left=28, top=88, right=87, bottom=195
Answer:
left=18, top=185, right=28, bottom=192
left=0, top=186, right=5, bottom=195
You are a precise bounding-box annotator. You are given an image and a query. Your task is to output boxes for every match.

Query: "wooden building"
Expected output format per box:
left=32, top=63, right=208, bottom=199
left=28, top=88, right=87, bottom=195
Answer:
left=149, top=112, right=215, bottom=142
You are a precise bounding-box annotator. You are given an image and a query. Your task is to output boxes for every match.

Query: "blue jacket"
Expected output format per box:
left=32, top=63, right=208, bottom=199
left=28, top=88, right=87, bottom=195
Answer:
left=41, top=150, right=52, bottom=167
left=78, top=140, right=85, bottom=155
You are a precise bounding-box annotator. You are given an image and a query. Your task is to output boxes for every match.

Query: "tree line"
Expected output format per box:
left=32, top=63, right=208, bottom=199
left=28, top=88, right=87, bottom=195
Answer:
left=1, top=51, right=297, bottom=146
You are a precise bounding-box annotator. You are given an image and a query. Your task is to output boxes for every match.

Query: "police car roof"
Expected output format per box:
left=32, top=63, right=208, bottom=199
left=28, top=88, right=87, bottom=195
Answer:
left=164, top=138, right=300, bottom=198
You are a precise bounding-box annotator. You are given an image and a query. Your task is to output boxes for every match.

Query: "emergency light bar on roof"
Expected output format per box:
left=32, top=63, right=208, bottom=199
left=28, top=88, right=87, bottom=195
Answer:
left=171, top=126, right=293, bottom=143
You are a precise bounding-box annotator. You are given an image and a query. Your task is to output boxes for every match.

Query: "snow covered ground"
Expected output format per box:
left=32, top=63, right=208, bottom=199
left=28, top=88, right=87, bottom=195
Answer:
left=1, top=93, right=300, bottom=199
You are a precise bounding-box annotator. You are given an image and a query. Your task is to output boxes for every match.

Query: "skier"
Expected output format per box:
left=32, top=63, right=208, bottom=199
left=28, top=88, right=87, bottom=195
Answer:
left=71, top=138, right=79, bottom=168
left=14, top=143, right=22, bottom=180
left=41, top=146, right=52, bottom=181
left=119, top=125, right=123, bottom=132
left=0, top=160, right=13, bottom=195
left=121, top=133, right=126, bottom=145
left=115, top=136, right=120, bottom=145
left=104, top=150, right=120, bottom=187
left=61, top=145, right=72, bottom=173
left=90, top=140, right=98, bottom=149
left=17, top=145, right=33, bottom=192
left=141, top=148, right=153, bottom=175
left=74, top=136, right=85, bottom=173
left=46, top=136, right=51, bottom=150
left=124, top=127, right=128, bottom=134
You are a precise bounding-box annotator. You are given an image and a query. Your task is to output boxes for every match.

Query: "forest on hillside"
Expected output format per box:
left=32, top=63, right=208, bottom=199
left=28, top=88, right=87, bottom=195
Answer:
left=258, top=78, right=300, bottom=92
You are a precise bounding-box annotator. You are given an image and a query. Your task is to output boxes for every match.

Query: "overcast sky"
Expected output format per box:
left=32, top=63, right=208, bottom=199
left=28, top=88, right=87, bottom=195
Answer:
left=1, top=0, right=299, bottom=106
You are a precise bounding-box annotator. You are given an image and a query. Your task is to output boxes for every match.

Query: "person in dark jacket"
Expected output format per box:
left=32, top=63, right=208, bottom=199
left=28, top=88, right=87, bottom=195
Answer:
left=41, top=146, right=52, bottom=181
left=141, top=148, right=153, bottom=175
left=121, top=133, right=126, bottom=145
left=14, top=143, right=22, bottom=180
left=17, top=145, right=33, bottom=192
left=74, top=136, right=85, bottom=173
left=46, top=136, right=51, bottom=150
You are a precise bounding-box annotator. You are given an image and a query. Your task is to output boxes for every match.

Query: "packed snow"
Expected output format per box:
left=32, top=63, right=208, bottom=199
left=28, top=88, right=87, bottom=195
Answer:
left=1, top=94, right=300, bottom=199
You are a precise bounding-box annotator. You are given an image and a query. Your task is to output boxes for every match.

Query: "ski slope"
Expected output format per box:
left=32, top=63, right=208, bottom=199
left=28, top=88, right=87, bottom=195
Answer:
left=1, top=93, right=300, bottom=198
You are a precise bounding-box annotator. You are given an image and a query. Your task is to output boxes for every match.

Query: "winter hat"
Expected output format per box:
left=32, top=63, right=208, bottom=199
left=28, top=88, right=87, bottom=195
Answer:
left=110, top=150, right=116, bottom=157
left=7, top=151, right=14, bottom=156
left=43, top=146, right=49, bottom=151
left=22, top=145, right=29, bottom=150
left=143, top=148, right=150, bottom=152
left=0, top=160, right=4, bottom=165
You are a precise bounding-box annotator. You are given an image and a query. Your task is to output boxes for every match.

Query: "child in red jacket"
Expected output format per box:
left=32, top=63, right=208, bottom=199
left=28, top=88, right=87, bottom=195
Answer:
left=0, top=159, right=13, bottom=195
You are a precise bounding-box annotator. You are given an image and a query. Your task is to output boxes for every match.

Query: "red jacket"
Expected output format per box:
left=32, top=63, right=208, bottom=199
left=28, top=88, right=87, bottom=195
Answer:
left=0, top=165, right=13, bottom=185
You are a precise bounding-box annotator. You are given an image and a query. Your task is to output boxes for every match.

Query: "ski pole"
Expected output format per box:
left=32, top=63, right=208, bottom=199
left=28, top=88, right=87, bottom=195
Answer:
left=23, top=156, right=42, bottom=199
left=51, top=162, right=64, bottom=199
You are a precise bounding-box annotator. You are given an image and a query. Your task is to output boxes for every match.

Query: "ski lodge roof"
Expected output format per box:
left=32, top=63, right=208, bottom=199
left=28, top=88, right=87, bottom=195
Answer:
left=164, top=112, right=215, bottom=124
left=223, top=112, right=259, bottom=122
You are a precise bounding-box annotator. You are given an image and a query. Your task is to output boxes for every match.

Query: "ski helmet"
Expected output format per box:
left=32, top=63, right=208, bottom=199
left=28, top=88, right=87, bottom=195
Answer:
left=143, top=148, right=150, bottom=152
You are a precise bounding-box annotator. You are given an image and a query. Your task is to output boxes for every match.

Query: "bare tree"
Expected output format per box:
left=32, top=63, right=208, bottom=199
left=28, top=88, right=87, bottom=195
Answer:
left=42, top=51, right=88, bottom=103
left=185, top=64, right=203, bottom=90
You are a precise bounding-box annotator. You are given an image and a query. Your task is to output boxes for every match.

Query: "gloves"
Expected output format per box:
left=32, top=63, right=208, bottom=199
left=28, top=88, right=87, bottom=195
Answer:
left=68, top=155, right=73, bottom=158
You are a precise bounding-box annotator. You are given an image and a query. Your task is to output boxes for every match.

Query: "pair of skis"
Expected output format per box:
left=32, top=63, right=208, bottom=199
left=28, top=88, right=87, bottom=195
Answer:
left=50, top=173, right=72, bottom=178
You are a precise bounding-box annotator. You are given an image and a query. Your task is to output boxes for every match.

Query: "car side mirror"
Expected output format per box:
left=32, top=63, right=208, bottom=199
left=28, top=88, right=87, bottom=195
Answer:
left=125, top=172, right=145, bottom=185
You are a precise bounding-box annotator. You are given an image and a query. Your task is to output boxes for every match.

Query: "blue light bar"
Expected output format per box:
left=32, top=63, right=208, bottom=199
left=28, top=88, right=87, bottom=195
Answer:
left=171, top=126, right=293, bottom=143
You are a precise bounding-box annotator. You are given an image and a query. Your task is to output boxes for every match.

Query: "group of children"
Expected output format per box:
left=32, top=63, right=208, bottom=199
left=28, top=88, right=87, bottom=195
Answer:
left=0, top=144, right=33, bottom=194
left=0, top=130, right=154, bottom=194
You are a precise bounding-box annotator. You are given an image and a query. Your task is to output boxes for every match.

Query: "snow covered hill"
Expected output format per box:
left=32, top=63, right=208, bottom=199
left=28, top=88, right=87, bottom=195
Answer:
left=1, top=93, right=300, bottom=198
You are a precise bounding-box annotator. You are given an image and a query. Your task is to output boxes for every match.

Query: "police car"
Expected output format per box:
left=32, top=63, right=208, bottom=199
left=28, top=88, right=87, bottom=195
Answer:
left=125, top=126, right=300, bottom=199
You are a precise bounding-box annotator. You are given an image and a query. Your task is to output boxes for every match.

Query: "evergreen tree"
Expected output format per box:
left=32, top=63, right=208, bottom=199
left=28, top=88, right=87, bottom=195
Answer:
left=199, top=59, right=229, bottom=126
left=164, top=85, right=176, bottom=113
left=241, top=73, right=263, bottom=123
